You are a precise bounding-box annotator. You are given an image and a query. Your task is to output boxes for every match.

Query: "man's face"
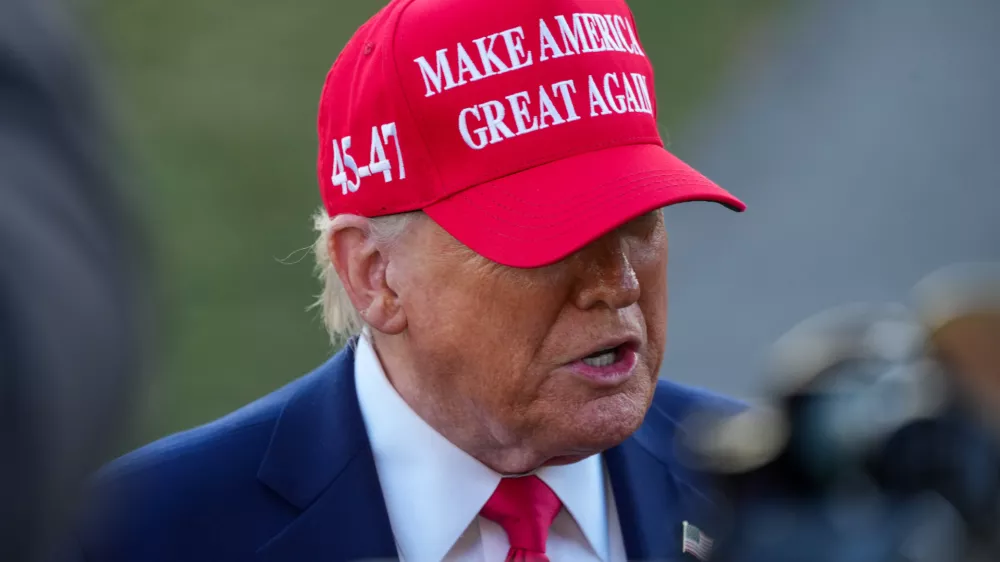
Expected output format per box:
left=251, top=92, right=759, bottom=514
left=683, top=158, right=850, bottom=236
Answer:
left=380, top=210, right=668, bottom=472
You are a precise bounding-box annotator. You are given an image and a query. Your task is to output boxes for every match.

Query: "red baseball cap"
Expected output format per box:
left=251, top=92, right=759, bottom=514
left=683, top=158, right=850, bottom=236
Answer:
left=317, top=0, right=745, bottom=268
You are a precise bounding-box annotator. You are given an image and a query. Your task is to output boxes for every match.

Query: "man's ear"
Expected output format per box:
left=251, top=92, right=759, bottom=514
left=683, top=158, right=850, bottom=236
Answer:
left=328, top=215, right=407, bottom=335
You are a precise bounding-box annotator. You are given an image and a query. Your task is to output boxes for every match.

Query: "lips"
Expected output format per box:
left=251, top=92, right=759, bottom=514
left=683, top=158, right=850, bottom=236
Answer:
left=571, top=336, right=641, bottom=365
left=563, top=336, right=642, bottom=387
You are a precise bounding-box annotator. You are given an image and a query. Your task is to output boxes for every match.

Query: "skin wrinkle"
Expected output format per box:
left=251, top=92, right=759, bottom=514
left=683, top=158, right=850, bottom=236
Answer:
left=330, top=209, right=668, bottom=474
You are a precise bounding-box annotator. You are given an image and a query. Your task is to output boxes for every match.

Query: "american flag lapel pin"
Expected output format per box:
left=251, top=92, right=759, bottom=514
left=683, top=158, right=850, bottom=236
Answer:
left=682, top=520, right=714, bottom=561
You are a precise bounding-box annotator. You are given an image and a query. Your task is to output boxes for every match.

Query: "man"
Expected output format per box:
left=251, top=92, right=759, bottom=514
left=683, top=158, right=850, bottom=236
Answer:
left=68, top=0, right=745, bottom=560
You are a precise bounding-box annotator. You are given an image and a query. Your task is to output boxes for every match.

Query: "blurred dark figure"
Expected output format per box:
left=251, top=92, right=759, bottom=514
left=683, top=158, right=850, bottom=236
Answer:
left=0, top=0, right=148, bottom=560
left=682, top=269, right=1000, bottom=562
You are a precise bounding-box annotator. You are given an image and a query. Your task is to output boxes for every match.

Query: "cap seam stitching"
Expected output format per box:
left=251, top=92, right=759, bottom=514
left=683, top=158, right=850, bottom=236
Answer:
left=441, top=177, right=722, bottom=245
left=364, top=138, right=668, bottom=217
left=389, top=0, right=446, bottom=194
left=467, top=171, right=710, bottom=217
left=405, top=136, right=662, bottom=212
left=436, top=182, right=725, bottom=249
left=452, top=175, right=713, bottom=236
left=462, top=132, right=663, bottom=194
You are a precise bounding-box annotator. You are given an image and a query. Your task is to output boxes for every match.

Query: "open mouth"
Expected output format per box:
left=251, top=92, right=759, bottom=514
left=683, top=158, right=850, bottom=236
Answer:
left=568, top=340, right=639, bottom=385
left=580, top=346, right=626, bottom=368
left=573, top=338, right=639, bottom=369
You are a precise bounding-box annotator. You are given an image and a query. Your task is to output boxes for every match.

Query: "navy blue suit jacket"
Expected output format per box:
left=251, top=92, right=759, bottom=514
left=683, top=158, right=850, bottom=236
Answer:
left=69, top=345, right=739, bottom=562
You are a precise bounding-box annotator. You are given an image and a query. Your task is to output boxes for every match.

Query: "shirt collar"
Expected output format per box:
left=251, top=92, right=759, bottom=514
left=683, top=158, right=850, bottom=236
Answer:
left=354, top=332, right=610, bottom=562
left=537, top=456, right=610, bottom=560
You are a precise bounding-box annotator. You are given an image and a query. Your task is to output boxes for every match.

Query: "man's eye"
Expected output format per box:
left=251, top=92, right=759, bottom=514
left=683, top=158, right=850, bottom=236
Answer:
left=628, top=210, right=663, bottom=236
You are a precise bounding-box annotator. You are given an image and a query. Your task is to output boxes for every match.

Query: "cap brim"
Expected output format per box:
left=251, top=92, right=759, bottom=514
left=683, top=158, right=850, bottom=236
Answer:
left=424, top=143, right=745, bottom=268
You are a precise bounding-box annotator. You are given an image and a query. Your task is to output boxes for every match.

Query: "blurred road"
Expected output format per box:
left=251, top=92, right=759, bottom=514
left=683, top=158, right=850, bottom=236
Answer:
left=660, top=0, right=1000, bottom=398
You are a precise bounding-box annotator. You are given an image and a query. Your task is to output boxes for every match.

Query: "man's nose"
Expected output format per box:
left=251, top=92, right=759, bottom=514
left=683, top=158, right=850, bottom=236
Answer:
left=571, top=232, right=641, bottom=311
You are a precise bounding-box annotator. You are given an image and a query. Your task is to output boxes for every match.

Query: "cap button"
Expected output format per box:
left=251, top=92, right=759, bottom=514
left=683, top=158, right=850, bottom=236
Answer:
left=363, top=42, right=375, bottom=56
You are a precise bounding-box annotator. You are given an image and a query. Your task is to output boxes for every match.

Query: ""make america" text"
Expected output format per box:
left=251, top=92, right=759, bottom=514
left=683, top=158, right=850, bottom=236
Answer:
left=414, top=13, right=645, bottom=97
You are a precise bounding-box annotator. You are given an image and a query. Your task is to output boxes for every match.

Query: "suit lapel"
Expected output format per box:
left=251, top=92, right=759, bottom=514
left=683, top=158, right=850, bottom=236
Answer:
left=255, top=344, right=398, bottom=562
left=605, top=401, right=722, bottom=561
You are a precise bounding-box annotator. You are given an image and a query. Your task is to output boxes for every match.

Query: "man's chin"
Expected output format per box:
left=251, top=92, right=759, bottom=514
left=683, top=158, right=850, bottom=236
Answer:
left=562, top=393, right=651, bottom=453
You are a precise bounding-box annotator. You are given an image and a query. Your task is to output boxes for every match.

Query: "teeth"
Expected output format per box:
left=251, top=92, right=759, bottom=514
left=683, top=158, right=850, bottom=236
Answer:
left=582, top=350, right=617, bottom=368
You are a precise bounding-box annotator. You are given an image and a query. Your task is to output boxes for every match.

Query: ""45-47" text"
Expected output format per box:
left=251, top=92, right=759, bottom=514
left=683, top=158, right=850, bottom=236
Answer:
left=331, top=121, right=406, bottom=195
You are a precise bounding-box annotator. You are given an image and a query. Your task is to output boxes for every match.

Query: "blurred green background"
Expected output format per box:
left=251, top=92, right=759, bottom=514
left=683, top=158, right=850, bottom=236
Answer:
left=87, top=0, right=780, bottom=444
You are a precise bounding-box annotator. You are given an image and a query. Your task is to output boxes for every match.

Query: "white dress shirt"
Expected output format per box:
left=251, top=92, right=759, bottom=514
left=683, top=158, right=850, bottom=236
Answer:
left=354, top=333, right=628, bottom=562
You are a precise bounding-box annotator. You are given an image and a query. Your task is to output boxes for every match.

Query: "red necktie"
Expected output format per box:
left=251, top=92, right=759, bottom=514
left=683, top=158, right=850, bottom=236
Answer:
left=480, top=475, right=563, bottom=562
